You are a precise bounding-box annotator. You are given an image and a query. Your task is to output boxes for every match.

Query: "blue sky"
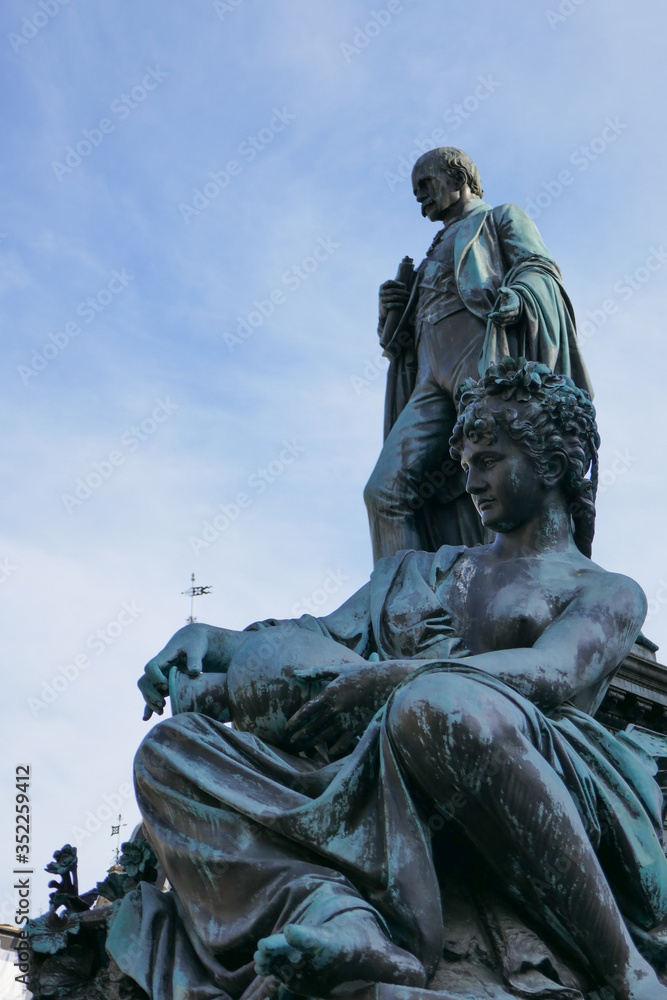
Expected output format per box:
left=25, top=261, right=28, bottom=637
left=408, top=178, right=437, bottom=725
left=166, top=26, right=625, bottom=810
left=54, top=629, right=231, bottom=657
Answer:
left=3, top=0, right=667, bottom=924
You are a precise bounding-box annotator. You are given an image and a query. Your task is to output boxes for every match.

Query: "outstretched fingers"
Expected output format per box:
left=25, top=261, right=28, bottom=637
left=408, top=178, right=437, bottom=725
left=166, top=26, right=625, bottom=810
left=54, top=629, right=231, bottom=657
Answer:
left=137, top=675, right=166, bottom=720
left=285, top=698, right=334, bottom=746
left=143, top=657, right=172, bottom=689
left=254, top=934, right=303, bottom=980
left=148, top=629, right=207, bottom=680
left=327, top=730, right=358, bottom=759
left=283, top=925, right=327, bottom=968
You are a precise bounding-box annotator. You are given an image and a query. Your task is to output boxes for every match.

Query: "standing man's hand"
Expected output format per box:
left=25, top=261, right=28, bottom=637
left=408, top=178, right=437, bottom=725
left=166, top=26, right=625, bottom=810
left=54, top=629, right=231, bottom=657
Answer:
left=379, top=279, right=410, bottom=325
left=488, top=286, right=522, bottom=326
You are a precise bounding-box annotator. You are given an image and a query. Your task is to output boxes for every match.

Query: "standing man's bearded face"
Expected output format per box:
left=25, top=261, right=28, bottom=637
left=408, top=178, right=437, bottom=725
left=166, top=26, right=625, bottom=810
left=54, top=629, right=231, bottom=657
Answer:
left=411, top=157, right=467, bottom=223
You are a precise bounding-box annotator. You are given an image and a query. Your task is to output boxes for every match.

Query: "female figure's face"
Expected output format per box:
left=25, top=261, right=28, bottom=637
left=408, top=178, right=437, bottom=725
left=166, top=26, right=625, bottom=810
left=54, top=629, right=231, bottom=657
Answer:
left=459, top=416, right=548, bottom=534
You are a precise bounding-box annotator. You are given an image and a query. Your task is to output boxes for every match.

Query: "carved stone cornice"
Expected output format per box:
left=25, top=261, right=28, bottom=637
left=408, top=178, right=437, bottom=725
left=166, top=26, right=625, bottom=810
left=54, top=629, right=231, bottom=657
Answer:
left=597, top=640, right=667, bottom=734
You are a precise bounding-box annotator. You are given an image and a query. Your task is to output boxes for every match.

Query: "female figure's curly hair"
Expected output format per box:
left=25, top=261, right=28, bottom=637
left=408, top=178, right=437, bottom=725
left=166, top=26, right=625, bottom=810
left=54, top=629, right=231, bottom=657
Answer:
left=449, top=358, right=600, bottom=557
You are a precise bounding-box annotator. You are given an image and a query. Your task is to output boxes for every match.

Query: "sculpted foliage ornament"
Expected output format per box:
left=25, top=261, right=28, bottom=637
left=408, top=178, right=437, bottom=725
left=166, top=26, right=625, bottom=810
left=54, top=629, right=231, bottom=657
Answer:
left=45, top=845, right=78, bottom=878
left=28, top=909, right=81, bottom=957
left=27, top=842, right=158, bottom=999
left=96, top=841, right=158, bottom=903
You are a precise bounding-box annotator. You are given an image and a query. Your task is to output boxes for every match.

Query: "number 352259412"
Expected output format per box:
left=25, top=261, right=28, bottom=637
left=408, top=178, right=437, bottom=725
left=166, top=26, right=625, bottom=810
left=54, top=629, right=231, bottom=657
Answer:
left=15, top=765, right=30, bottom=864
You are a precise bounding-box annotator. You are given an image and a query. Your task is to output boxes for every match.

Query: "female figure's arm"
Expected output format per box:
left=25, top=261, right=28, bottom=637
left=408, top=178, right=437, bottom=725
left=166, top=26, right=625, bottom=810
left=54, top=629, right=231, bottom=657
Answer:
left=460, top=571, right=646, bottom=712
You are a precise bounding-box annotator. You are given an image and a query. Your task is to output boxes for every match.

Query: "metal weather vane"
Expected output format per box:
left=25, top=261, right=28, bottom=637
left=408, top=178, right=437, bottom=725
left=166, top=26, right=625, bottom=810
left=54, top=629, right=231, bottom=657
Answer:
left=182, top=572, right=212, bottom=623
left=111, top=814, right=127, bottom=866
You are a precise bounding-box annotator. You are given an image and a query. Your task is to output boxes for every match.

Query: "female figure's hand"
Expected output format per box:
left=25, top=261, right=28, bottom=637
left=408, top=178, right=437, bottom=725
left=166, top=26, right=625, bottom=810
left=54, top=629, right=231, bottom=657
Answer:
left=285, top=656, right=414, bottom=758
left=138, top=623, right=238, bottom=720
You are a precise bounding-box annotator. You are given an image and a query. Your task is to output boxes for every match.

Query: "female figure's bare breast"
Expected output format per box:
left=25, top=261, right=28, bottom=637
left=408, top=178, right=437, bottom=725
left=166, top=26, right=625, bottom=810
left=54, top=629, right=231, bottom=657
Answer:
left=442, top=546, right=601, bottom=656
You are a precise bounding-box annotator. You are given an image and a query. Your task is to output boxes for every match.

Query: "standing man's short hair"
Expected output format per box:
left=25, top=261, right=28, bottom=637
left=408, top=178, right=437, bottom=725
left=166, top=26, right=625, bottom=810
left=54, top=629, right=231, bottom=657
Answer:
left=418, top=147, right=484, bottom=198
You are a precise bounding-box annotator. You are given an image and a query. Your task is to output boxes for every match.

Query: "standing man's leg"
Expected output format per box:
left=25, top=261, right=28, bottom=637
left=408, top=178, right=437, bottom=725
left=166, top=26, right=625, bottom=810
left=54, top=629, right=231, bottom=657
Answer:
left=364, top=380, right=458, bottom=562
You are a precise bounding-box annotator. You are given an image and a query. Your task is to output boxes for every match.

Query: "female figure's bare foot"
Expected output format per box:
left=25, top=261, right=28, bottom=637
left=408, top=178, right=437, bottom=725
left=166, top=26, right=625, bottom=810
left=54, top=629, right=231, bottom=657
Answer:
left=253, top=910, right=425, bottom=997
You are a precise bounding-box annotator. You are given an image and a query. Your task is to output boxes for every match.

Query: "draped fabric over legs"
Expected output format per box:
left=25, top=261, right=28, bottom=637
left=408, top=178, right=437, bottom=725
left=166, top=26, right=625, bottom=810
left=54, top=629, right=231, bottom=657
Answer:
left=108, top=549, right=667, bottom=998
left=108, top=665, right=667, bottom=1000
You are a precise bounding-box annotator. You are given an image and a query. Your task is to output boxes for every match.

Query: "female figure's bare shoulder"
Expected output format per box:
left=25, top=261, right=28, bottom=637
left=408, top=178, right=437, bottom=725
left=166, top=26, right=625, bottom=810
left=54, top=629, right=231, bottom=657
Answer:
left=572, top=558, right=647, bottom=632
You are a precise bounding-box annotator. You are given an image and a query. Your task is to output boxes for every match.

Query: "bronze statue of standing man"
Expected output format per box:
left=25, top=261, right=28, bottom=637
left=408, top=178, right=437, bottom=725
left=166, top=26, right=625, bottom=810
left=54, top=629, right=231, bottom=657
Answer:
left=364, top=147, right=593, bottom=562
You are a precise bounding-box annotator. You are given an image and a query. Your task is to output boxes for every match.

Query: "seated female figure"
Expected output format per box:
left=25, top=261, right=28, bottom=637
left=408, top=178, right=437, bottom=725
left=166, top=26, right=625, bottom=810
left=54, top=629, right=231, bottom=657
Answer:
left=120, top=360, right=667, bottom=1000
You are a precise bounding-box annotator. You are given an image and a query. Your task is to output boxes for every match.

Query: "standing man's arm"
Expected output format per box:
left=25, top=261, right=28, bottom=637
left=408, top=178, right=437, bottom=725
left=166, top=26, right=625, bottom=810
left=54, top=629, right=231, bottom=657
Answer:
left=488, top=203, right=554, bottom=327
left=483, top=202, right=592, bottom=397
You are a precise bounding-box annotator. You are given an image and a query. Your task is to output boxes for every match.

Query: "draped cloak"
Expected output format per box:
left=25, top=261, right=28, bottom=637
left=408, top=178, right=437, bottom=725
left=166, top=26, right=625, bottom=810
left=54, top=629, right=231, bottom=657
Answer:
left=107, top=547, right=667, bottom=1000
left=381, top=202, right=593, bottom=438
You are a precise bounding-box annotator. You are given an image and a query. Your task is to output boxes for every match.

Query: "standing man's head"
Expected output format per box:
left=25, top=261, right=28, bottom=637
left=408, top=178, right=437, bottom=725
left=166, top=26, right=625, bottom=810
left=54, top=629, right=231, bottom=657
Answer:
left=411, top=148, right=484, bottom=224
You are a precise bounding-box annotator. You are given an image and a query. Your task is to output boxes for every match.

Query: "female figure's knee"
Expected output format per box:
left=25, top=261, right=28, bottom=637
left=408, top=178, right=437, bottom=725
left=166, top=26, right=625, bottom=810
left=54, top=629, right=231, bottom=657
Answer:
left=388, top=674, right=472, bottom=756
left=387, top=678, right=426, bottom=755
left=388, top=673, right=520, bottom=778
